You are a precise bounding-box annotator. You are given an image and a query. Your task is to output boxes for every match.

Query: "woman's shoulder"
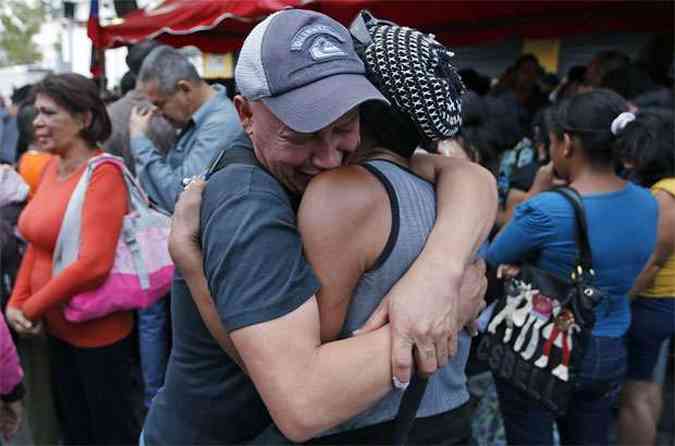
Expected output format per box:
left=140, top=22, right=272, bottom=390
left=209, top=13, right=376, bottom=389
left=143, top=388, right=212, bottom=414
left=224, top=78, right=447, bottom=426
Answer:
left=652, top=177, right=675, bottom=196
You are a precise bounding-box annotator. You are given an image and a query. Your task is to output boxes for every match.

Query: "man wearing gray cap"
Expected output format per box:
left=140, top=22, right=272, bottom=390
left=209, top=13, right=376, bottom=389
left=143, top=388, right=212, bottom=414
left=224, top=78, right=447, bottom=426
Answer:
left=141, top=10, right=493, bottom=445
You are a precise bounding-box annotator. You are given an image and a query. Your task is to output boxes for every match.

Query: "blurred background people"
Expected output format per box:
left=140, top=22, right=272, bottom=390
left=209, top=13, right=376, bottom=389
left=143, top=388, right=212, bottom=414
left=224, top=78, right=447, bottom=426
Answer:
left=0, top=309, right=24, bottom=443
left=617, top=108, right=675, bottom=446
left=486, top=90, right=658, bottom=446
left=5, top=73, right=139, bottom=445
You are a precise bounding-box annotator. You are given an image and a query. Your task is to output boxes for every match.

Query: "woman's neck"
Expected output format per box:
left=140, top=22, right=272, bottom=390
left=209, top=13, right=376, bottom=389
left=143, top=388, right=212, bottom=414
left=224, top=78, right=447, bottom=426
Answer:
left=568, top=163, right=625, bottom=195
left=57, top=140, right=96, bottom=178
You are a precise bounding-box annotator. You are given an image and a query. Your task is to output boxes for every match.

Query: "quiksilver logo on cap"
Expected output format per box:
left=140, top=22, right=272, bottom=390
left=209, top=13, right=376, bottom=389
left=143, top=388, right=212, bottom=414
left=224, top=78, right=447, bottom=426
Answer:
left=291, top=24, right=347, bottom=61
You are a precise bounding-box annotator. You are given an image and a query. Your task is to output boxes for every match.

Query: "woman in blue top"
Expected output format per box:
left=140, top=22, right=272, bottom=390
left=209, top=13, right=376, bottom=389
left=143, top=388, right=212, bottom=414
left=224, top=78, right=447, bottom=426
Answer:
left=486, top=89, right=658, bottom=446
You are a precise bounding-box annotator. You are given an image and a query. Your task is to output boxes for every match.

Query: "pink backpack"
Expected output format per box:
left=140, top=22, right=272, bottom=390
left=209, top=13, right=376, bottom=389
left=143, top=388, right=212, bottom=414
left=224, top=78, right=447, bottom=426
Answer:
left=53, top=154, right=174, bottom=322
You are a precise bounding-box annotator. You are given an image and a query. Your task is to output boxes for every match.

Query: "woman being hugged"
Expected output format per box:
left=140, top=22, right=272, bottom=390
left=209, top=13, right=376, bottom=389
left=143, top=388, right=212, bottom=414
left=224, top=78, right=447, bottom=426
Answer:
left=5, top=73, right=138, bottom=445
left=617, top=108, right=675, bottom=446
left=486, top=89, right=658, bottom=446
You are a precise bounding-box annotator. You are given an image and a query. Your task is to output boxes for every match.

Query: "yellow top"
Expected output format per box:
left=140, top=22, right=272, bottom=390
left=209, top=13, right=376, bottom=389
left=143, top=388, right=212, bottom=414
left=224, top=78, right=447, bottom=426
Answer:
left=643, top=178, right=675, bottom=298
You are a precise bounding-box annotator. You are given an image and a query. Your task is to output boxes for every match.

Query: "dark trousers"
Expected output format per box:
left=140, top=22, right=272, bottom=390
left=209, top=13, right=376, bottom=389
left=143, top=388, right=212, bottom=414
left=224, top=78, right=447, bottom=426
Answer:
left=48, top=334, right=140, bottom=445
left=495, top=336, right=626, bottom=446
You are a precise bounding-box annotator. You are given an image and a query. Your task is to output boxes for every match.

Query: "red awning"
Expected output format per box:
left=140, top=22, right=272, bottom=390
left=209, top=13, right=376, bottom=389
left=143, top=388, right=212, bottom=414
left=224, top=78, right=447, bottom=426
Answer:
left=98, top=0, right=673, bottom=52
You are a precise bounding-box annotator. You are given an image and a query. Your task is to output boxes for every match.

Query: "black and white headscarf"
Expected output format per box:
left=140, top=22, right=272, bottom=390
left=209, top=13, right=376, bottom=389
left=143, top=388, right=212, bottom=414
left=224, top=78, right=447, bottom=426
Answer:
left=361, top=20, right=465, bottom=140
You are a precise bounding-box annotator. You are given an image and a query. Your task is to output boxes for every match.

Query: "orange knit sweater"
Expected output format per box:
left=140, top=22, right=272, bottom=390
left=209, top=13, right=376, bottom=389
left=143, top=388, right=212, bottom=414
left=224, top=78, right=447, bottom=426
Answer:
left=9, top=153, right=133, bottom=348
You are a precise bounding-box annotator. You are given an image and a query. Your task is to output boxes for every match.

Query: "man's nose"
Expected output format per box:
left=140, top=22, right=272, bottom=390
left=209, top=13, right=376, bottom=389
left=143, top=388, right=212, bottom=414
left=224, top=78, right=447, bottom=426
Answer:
left=312, top=135, right=343, bottom=170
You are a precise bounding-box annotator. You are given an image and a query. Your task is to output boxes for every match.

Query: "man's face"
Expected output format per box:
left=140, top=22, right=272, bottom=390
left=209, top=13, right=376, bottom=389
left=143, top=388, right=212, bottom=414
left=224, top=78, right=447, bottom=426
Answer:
left=240, top=98, right=360, bottom=194
left=141, top=80, right=192, bottom=129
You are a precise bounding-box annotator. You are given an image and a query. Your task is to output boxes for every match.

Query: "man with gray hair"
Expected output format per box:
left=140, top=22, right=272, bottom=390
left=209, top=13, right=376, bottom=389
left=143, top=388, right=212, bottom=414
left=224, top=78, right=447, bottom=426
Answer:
left=128, top=44, right=245, bottom=412
left=104, top=40, right=176, bottom=176
left=129, top=45, right=245, bottom=213
left=141, top=9, right=494, bottom=445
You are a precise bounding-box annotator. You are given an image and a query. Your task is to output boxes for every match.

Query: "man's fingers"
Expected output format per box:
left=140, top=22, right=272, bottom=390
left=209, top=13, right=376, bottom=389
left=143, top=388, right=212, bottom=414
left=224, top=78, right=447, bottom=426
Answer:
left=413, top=342, right=438, bottom=378
left=354, top=298, right=389, bottom=336
left=447, top=332, right=458, bottom=358
left=435, top=334, right=450, bottom=368
left=391, top=335, right=413, bottom=388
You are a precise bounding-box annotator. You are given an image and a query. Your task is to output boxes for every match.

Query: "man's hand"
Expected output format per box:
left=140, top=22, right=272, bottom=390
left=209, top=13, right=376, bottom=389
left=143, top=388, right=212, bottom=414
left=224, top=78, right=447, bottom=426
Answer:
left=355, top=260, right=466, bottom=383
left=169, top=178, right=206, bottom=272
left=129, top=105, right=155, bottom=139
left=0, top=400, right=23, bottom=441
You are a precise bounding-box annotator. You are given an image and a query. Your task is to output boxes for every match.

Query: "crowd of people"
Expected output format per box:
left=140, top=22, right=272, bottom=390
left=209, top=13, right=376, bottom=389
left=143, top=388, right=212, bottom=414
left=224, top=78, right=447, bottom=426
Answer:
left=0, top=8, right=672, bottom=446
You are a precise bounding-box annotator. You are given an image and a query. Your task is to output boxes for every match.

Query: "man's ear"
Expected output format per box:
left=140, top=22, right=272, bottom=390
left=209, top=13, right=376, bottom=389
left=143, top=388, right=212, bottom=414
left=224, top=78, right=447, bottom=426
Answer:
left=234, top=95, right=253, bottom=136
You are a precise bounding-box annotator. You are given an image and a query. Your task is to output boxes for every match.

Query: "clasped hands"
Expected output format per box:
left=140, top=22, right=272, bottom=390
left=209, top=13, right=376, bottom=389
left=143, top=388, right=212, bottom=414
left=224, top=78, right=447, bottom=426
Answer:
left=5, top=307, right=42, bottom=336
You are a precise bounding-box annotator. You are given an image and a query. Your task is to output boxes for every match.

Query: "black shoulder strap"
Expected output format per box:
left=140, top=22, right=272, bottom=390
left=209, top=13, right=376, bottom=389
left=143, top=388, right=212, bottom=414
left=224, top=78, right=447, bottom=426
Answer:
left=551, top=187, right=594, bottom=273
left=392, top=374, right=429, bottom=446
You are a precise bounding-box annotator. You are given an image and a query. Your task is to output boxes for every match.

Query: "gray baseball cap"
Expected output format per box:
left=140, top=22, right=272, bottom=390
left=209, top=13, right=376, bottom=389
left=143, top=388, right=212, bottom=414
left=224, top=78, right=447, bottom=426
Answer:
left=235, top=9, right=388, bottom=133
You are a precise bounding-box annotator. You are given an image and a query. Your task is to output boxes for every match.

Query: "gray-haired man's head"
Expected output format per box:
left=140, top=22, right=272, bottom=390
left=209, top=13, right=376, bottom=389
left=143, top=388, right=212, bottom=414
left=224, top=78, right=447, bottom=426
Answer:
left=137, top=45, right=205, bottom=128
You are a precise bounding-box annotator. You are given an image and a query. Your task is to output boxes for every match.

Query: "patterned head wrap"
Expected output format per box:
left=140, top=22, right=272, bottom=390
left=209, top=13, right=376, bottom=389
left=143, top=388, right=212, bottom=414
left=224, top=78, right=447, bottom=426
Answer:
left=351, top=11, right=465, bottom=141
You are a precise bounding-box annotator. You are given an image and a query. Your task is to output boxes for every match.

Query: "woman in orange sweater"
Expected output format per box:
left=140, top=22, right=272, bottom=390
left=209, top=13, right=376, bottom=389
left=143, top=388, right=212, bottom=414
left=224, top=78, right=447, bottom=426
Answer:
left=5, top=73, right=138, bottom=445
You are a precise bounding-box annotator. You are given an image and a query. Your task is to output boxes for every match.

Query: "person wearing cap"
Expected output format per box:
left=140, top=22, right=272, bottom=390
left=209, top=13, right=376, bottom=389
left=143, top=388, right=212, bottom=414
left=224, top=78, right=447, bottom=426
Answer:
left=141, top=10, right=495, bottom=445
left=289, top=13, right=493, bottom=443
left=128, top=45, right=244, bottom=214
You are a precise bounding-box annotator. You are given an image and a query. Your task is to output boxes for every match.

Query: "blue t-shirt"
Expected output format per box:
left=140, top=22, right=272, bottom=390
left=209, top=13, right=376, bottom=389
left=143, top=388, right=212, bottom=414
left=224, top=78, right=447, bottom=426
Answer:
left=486, top=183, right=657, bottom=337
left=142, top=150, right=319, bottom=445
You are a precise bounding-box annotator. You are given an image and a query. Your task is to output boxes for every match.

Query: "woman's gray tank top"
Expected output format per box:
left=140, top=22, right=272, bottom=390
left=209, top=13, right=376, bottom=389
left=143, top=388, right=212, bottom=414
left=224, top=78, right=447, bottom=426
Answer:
left=321, top=159, right=471, bottom=436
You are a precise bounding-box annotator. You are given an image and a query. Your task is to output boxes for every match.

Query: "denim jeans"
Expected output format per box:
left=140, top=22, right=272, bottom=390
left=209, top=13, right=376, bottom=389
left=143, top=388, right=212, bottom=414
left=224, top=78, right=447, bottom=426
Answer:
left=137, top=295, right=171, bottom=408
left=495, top=336, right=626, bottom=446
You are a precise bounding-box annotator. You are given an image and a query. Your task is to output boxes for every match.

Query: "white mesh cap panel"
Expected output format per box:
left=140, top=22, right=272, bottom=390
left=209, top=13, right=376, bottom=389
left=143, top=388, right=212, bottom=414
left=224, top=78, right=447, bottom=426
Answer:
left=235, top=12, right=282, bottom=100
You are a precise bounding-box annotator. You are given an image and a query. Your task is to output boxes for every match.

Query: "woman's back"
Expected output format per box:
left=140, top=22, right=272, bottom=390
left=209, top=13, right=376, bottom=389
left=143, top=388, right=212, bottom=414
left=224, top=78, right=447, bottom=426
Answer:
left=488, top=183, right=658, bottom=336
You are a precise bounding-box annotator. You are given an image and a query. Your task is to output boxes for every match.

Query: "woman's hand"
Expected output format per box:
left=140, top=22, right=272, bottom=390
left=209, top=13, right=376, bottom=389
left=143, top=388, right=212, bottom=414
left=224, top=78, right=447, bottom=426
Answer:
left=496, top=264, right=521, bottom=280
left=5, top=308, right=41, bottom=336
left=0, top=400, right=23, bottom=442
left=527, top=162, right=568, bottom=197
left=169, top=178, right=206, bottom=274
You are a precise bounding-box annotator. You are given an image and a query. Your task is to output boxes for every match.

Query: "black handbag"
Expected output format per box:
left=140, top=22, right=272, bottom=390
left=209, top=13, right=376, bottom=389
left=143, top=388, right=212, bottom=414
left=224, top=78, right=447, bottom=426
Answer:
left=477, top=187, right=604, bottom=415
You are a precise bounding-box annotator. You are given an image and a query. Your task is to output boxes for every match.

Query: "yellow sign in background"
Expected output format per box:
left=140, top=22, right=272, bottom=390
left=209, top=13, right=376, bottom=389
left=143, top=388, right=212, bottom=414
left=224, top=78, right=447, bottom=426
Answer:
left=522, top=38, right=560, bottom=73
left=203, top=53, right=234, bottom=79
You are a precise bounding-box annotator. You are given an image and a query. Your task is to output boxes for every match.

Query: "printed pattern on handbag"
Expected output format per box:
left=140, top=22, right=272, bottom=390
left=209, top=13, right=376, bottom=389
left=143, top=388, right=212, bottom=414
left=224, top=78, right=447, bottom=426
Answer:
left=477, top=187, right=602, bottom=416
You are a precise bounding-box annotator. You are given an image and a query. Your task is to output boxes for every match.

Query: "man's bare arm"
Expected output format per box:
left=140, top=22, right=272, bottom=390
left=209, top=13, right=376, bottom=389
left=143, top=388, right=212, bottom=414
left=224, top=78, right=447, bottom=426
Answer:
left=231, top=298, right=392, bottom=443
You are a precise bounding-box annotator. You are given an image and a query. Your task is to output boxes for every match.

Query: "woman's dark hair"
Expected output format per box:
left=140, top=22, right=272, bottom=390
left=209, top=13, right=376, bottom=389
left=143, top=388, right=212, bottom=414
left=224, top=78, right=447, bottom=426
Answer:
left=16, top=103, right=37, bottom=158
left=120, top=71, right=137, bottom=95
left=360, top=100, right=421, bottom=158
left=601, top=64, right=658, bottom=100
left=548, top=89, right=628, bottom=166
left=617, top=107, right=674, bottom=187
left=32, top=73, right=112, bottom=146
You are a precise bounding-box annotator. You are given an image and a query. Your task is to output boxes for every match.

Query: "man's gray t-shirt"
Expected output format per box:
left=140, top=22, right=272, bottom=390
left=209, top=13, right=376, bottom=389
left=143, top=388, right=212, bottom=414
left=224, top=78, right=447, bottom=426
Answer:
left=142, top=149, right=319, bottom=445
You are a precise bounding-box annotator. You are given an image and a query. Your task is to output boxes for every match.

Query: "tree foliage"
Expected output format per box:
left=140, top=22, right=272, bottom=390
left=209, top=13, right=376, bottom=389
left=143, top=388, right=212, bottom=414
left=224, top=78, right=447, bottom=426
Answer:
left=0, top=0, right=47, bottom=67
